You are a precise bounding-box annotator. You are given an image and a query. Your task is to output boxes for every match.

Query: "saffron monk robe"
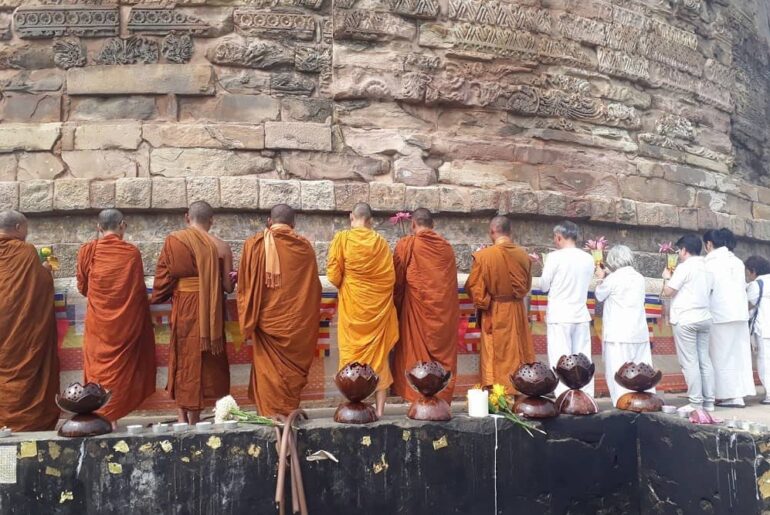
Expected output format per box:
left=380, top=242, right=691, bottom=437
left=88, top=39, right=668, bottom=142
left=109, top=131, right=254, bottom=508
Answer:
left=151, top=201, right=233, bottom=425
left=464, top=216, right=535, bottom=393
left=76, top=209, right=156, bottom=429
left=0, top=210, right=60, bottom=432
left=237, top=204, right=321, bottom=417
left=392, top=208, right=459, bottom=404
left=327, top=202, right=399, bottom=418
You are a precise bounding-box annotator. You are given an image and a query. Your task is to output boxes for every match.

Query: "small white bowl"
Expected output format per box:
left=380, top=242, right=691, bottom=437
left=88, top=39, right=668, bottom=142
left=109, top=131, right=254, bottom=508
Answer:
left=0, top=427, right=11, bottom=438
left=222, top=420, right=238, bottom=430
left=127, top=425, right=143, bottom=435
left=661, top=405, right=676, bottom=414
left=738, top=420, right=752, bottom=431
left=152, top=424, right=168, bottom=434
left=195, top=421, right=212, bottom=432
left=750, top=423, right=764, bottom=434
left=172, top=423, right=189, bottom=433
left=726, top=419, right=738, bottom=428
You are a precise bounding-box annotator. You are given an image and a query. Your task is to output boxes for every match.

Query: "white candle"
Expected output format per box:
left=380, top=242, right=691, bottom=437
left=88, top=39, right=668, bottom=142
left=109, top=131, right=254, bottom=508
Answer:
left=467, top=389, right=489, bottom=418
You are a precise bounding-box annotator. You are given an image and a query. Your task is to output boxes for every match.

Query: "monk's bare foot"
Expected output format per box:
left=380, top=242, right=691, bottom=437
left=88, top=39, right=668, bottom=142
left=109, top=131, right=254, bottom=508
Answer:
left=375, top=390, right=387, bottom=419
left=188, top=410, right=201, bottom=425
left=177, top=409, right=187, bottom=424
left=111, top=422, right=118, bottom=432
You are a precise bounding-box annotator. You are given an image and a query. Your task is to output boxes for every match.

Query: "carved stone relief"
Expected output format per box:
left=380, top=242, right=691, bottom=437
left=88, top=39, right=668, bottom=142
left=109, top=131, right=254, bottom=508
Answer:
left=270, top=72, right=315, bottom=95
left=53, top=38, right=86, bottom=69
left=14, top=6, right=119, bottom=39
left=96, top=37, right=159, bottom=65
left=208, top=38, right=294, bottom=69
left=388, top=0, right=440, bottom=19
left=128, top=8, right=211, bottom=36
left=161, top=33, right=193, bottom=64
left=333, top=9, right=415, bottom=41
left=234, top=10, right=316, bottom=40
left=447, top=0, right=551, bottom=34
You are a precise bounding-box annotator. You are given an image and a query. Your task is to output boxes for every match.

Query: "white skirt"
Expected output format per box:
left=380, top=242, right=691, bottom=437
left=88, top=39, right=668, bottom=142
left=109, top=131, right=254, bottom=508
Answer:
left=603, top=341, right=655, bottom=407
left=710, top=321, right=756, bottom=399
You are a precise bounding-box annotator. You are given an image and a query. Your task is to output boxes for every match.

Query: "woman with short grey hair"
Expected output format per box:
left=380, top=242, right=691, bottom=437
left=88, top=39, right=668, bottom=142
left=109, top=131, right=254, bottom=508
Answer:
left=595, top=245, right=655, bottom=406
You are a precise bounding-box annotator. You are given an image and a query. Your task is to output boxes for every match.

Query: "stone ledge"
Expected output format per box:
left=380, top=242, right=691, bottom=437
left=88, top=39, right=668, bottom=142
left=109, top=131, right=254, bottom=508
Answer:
left=66, top=65, right=215, bottom=96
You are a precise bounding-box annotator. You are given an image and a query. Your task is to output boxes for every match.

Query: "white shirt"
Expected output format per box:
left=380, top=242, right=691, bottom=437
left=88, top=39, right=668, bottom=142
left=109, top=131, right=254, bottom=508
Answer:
left=667, top=256, right=712, bottom=326
left=704, top=247, right=749, bottom=323
left=540, top=247, right=595, bottom=324
left=595, top=266, right=649, bottom=344
left=747, top=274, right=770, bottom=338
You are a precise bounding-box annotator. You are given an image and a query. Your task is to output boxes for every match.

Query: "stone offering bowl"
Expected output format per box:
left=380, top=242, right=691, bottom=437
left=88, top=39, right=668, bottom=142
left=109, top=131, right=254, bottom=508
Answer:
left=554, top=354, right=595, bottom=390
left=614, top=362, right=663, bottom=392
left=56, top=382, right=111, bottom=414
left=511, top=362, right=559, bottom=397
left=406, top=361, right=451, bottom=397
left=334, top=362, right=379, bottom=424
left=406, top=361, right=452, bottom=421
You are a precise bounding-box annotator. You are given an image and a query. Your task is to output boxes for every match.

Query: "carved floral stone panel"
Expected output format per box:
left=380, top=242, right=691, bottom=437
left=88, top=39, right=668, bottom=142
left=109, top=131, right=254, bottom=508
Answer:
left=14, top=6, right=119, bottom=39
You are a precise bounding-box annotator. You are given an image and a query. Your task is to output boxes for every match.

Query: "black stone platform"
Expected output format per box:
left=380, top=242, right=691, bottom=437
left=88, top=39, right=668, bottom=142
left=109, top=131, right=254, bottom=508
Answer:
left=0, top=412, right=768, bottom=514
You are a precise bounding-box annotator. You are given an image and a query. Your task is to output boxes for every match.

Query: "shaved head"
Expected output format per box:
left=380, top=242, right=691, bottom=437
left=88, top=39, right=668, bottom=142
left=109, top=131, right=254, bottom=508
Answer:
left=270, top=204, right=295, bottom=226
left=489, top=215, right=511, bottom=236
left=97, top=209, right=124, bottom=232
left=0, top=210, right=26, bottom=231
left=411, top=208, right=433, bottom=229
left=188, top=201, right=214, bottom=223
left=351, top=202, right=372, bottom=221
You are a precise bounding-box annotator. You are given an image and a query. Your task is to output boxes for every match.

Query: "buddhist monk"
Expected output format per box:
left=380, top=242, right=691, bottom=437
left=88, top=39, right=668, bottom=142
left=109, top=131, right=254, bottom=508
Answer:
left=465, top=216, right=535, bottom=392
left=327, top=203, right=399, bottom=418
left=0, top=210, right=60, bottom=432
left=76, top=209, right=156, bottom=429
left=392, top=208, right=459, bottom=404
left=152, top=201, right=233, bottom=424
left=238, top=204, right=321, bottom=416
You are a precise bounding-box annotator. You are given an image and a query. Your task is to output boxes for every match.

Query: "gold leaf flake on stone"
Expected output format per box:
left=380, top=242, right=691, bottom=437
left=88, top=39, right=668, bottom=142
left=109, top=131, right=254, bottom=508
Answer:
left=248, top=444, right=261, bottom=458
left=432, top=435, right=448, bottom=450
left=107, top=462, right=122, bottom=475
left=138, top=443, right=153, bottom=454
left=48, top=442, right=61, bottom=460
left=113, top=440, right=129, bottom=454
left=60, top=491, right=74, bottom=504
left=160, top=440, right=173, bottom=453
left=759, top=470, right=770, bottom=499
left=181, top=456, right=190, bottom=463
left=361, top=436, right=371, bottom=447
left=402, top=430, right=411, bottom=442
left=18, top=441, right=37, bottom=459
left=207, top=436, right=222, bottom=450
left=372, top=453, right=388, bottom=474
left=45, top=466, right=61, bottom=477
left=192, top=449, right=203, bottom=457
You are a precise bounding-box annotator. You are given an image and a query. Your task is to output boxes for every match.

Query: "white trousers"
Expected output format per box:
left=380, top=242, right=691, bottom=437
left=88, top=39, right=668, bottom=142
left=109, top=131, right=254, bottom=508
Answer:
left=710, top=321, right=756, bottom=399
left=603, top=341, right=655, bottom=407
left=547, top=322, right=593, bottom=397
left=756, top=336, right=770, bottom=398
left=673, top=319, right=714, bottom=406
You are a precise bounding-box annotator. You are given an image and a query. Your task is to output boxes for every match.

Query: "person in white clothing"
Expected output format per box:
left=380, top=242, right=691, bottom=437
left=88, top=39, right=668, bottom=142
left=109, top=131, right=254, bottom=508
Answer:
left=745, top=255, right=770, bottom=404
left=703, top=228, right=756, bottom=407
left=594, top=245, right=654, bottom=406
left=662, top=234, right=715, bottom=411
left=540, top=221, right=596, bottom=397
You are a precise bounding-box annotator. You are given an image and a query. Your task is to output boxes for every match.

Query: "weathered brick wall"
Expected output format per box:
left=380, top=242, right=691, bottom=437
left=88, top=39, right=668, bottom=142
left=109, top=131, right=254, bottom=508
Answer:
left=1, top=0, right=770, bottom=276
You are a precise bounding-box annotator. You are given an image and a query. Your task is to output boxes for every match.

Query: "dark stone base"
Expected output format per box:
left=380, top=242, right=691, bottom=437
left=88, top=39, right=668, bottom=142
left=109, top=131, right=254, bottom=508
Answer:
left=1, top=412, right=768, bottom=514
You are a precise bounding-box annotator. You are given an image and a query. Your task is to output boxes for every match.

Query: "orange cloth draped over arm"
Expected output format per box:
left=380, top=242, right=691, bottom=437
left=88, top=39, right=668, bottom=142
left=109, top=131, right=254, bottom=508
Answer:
left=237, top=227, right=321, bottom=416
left=151, top=231, right=229, bottom=411
left=392, top=231, right=459, bottom=403
left=464, top=242, right=534, bottom=392
left=327, top=228, right=399, bottom=391
left=76, top=235, right=156, bottom=422
left=0, top=238, right=60, bottom=431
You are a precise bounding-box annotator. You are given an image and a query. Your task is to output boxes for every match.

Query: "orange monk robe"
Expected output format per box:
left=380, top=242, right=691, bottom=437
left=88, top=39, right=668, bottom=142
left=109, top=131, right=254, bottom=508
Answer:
left=237, top=227, right=321, bottom=416
left=76, top=235, right=156, bottom=422
left=327, top=227, right=399, bottom=391
left=151, top=229, right=230, bottom=410
left=0, top=238, right=60, bottom=431
left=392, top=231, right=459, bottom=403
left=464, top=241, right=535, bottom=392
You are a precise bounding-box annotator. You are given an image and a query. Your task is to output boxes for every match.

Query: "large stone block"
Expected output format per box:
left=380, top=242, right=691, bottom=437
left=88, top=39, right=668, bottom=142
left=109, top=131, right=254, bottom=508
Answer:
left=67, top=65, right=215, bottom=95
left=0, top=154, right=16, bottom=181
left=151, top=177, right=187, bottom=209
left=301, top=181, right=335, bottom=211
left=282, top=151, right=388, bottom=181
left=17, top=152, right=64, bottom=181
left=281, top=98, right=333, bottom=123
left=143, top=123, right=265, bottom=150
left=69, top=96, right=159, bottom=121
left=0, top=181, right=18, bottom=210
left=405, top=186, right=439, bottom=212
left=265, top=122, right=332, bottom=152
left=187, top=176, right=220, bottom=208
left=394, top=152, right=436, bottom=186
left=90, top=181, right=115, bottom=209
left=636, top=202, right=679, bottom=228
left=0, top=123, right=60, bottom=152
left=334, top=182, right=369, bottom=211
left=0, top=93, right=60, bottom=122
left=74, top=123, right=142, bottom=150
left=19, top=180, right=53, bottom=212
left=179, top=95, right=280, bottom=123
left=369, top=182, right=405, bottom=211
left=116, top=177, right=151, bottom=209
left=220, top=175, right=259, bottom=209
left=259, top=179, right=301, bottom=210
left=438, top=160, right=519, bottom=187
left=501, top=187, right=538, bottom=216
left=53, top=178, right=89, bottom=211
left=342, top=128, right=408, bottom=155
left=621, top=176, right=694, bottom=207
left=150, top=148, right=273, bottom=177
left=62, top=150, right=139, bottom=179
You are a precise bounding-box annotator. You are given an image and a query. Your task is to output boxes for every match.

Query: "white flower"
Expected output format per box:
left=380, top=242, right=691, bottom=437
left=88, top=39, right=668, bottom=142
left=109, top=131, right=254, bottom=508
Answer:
left=214, top=395, right=239, bottom=424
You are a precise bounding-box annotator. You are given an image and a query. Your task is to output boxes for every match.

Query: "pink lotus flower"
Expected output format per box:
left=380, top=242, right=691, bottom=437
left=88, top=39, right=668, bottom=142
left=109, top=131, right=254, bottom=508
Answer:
left=389, top=212, right=412, bottom=225
left=658, top=241, right=677, bottom=254
left=229, top=270, right=238, bottom=286
left=584, top=236, right=608, bottom=251
left=688, top=409, right=719, bottom=425
left=528, top=252, right=541, bottom=263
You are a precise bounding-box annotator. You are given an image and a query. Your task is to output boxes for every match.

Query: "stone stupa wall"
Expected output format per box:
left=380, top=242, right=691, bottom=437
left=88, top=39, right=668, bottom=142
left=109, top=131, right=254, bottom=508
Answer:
left=0, top=0, right=769, bottom=277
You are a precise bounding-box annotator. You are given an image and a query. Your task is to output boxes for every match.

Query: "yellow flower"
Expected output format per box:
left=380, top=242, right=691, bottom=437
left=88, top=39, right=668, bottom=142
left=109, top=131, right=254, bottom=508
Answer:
left=492, top=384, right=507, bottom=398
left=40, top=247, right=52, bottom=257
left=489, top=393, right=499, bottom=410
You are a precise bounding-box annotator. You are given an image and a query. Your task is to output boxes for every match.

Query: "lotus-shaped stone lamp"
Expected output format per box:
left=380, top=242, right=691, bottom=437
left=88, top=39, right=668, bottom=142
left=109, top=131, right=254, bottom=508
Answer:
left=334, top=362, right=379, bottom=424
left=614, top=362, right=664, bottom=413
left=56, top=382, right=113, bottom=437
left=512, top=362, right=559, bottom=419
left=406, top=361, right=452, bottom=421
left=554, top=354, right=599, bottom=416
